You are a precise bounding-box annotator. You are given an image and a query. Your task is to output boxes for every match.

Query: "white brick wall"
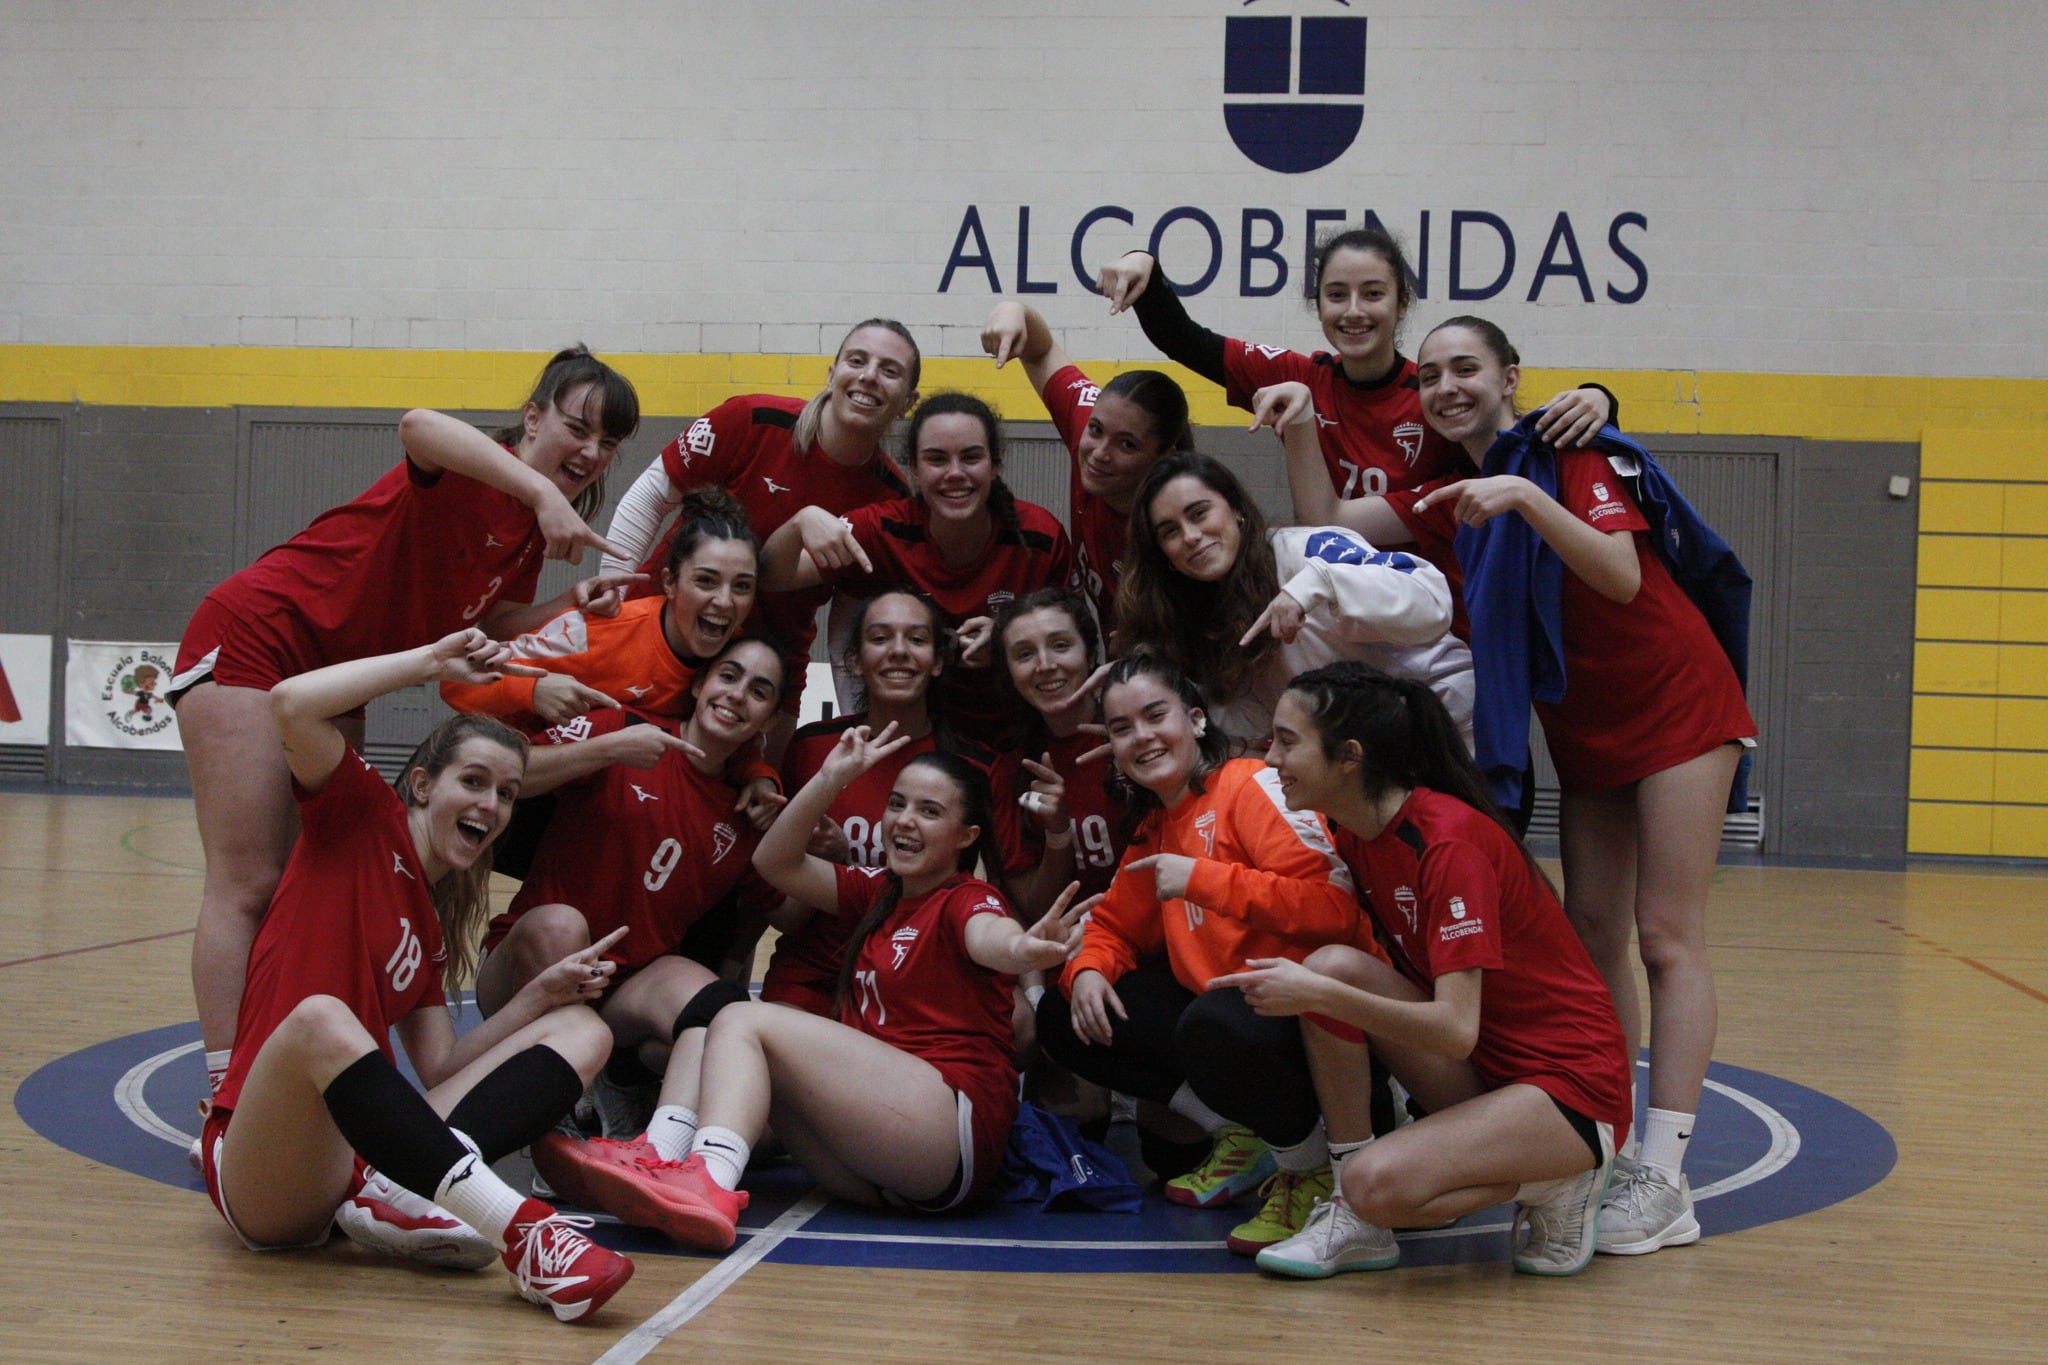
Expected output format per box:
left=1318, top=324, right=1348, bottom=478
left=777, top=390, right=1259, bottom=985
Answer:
left=0, top=1, right=2042, bottom=377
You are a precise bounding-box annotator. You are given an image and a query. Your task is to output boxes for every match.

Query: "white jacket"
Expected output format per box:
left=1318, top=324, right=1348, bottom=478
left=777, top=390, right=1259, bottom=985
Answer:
left=1211, top=526, right=1475, bottom=750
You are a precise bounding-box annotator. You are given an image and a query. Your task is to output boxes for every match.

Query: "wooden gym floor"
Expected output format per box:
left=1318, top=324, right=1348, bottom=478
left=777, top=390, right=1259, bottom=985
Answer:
left=1, top=787, right=2043, bottom=1362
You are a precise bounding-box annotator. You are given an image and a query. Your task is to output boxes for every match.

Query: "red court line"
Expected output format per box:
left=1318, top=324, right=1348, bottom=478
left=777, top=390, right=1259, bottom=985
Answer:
left=1875, top=918, right=2048, bottom=1005
left=0, top=926, right=194, bottom=970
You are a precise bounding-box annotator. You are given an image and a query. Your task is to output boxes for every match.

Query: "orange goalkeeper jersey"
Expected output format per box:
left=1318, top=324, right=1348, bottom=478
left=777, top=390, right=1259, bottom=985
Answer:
left=1062, top=758, right=1383, bottom=995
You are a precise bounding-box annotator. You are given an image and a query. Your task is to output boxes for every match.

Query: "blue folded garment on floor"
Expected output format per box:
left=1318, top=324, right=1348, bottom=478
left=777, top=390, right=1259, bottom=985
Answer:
left=998, top=1101, right=1143, bottom=1214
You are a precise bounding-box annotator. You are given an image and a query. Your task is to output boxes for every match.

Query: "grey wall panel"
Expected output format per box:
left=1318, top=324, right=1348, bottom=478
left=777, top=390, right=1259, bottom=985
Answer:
left=0, top=410, right=64, bottom=634
left=64, top=405, right=239, bottom=644
left=1776, top=440, right=1918, bottom=859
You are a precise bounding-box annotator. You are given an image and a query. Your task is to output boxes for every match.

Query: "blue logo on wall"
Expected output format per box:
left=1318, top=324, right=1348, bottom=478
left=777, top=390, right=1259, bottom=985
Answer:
left=1224, top=3, right=1368, bottom=174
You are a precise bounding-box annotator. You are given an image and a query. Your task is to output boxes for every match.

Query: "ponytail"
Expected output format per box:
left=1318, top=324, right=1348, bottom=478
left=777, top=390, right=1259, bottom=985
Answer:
left=1282, top=661, right=1552, bottom=890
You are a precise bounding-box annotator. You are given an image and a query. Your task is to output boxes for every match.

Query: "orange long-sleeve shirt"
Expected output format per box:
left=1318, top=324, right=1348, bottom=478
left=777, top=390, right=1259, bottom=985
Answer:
left=1062, top=758, right=1383, bottom=994
left=440, top=596, right=698, bottom=728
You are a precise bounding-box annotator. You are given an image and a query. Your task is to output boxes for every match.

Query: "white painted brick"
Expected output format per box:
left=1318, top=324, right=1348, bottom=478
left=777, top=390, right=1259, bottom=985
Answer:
left=0, top=2, right=2042, bottom=377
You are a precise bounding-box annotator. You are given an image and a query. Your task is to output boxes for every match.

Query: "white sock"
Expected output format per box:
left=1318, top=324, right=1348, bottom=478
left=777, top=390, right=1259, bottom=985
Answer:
left=1167, top=1082, right=1231, bottom=1134
left=432, top=1149, right=530, bottom=1250
left=691, top=1126, right=752, bottom=1192
left=1638, top=1107, right=1694, bottom=1182
left=1328, top=1136, right=1371, bottom=1180
left=647, top=1105, right=700, bottom=1162
left=1621, top=1071, right=1642, bottom=1160
left=1270, top=1125, right=1328, bottom=1175
left=205, top=1049, right=232, bottom=1096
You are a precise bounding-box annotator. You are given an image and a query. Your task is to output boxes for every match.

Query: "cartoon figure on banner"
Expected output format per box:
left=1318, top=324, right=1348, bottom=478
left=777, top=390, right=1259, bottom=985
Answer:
left=102, top=650, right=178, bottom=741
left=125, top=663, right=164, bottom=723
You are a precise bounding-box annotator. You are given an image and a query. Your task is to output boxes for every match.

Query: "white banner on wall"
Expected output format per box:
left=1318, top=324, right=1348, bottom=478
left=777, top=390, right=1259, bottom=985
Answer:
left=0, top=633, right=53, bottom=744
left=65, top=642, right=183, bottom=751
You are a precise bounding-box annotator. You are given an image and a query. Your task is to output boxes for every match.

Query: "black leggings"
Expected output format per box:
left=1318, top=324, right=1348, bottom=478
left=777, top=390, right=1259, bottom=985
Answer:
left=1036, top=966, right=1322, bottom=1148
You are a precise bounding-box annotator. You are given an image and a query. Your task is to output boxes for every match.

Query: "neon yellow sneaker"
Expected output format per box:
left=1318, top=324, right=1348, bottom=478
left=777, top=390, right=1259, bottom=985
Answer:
left=1226, top=1165, right=1334, bottom=1256
left=1162, top=1125, right=1276, bottom=1208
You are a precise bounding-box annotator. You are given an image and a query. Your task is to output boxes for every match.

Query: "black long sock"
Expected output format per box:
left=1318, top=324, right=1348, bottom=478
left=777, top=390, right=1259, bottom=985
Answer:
left=322, top=1052, right=469, bottom=1200
left=444, top=1044, right=586, bottom=1162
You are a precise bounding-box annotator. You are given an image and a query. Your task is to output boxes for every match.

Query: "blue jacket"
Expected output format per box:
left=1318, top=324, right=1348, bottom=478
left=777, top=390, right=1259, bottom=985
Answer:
left=1455, top=414, right=1753, bottom=812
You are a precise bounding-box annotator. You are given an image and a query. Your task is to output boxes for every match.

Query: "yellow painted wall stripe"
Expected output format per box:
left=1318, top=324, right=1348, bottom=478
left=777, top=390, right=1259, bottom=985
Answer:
left=3, top=343, right=2048, bottom=440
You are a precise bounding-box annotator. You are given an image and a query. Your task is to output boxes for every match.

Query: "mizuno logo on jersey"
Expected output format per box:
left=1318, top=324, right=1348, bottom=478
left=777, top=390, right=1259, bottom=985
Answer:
left=485, top=533, right=503, bottom=548
left=1394, top=421, right=1425, bottom=465
left=1194, top=810, right=1217, bottom=857
left=392, top=852, right=415, bottom=880
left=711, top=822, right=738, bottom=863
left=890, top=926, right=920, bottom=968
left=762, top=476, right=791, bottom=494
left=630, top=785, right=658, bottom=803
left=1315, top=411, right=1339, bottom=429
left=625, top=684, right=652, bottom=699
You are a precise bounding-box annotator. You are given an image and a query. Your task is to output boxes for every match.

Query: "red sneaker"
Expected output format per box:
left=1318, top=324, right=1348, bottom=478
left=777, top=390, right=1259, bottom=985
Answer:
left=501, top=1200, right=634, bottom=1324
left=585, top=1153, right=746, bottom=1252
left=531, top=1134, right=654, bottom=1211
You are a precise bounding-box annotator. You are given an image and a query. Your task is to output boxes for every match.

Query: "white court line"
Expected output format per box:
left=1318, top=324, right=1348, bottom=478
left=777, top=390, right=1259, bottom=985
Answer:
left=1693, top=1072, right=1801, bottom=1198
left=116, top=1040, right=202, bottom=1147
left=595, top=1192, right=828, bottom=1365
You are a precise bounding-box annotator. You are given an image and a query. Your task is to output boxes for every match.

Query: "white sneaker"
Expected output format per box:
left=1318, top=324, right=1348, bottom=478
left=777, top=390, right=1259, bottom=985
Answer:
left=1596, top=1154, right=1700, bottom=1254
left=1512, top=1159, right=1610, bottom=1276
left=1254, top=1197, right=1400, bottom=1279
left=334, top=1168, right=497, bottom=1271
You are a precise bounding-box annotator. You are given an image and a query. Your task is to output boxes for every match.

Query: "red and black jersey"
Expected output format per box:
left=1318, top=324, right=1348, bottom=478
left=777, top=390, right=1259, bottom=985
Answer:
left=485, top=710, right=777, bottom=975
left=1037, top=365, right=1127, bottom=631
left=836, top=866, right=1018, bottom=1193
left=777, top=714, right=940, bottom=871
left=1537, top=451, right=1756, bottom=792
left=217, top=749, right=445, bottom=1113
left=1333, top=790, right=1631, bottom=1143
left=630, top=394, right=910, bottom=678
left=181, top=455, right=544, bottom=691
left=823, top=495, right=1077, bottom=748
left=988, top=727, right=1132, bottom=903
left=1218, top=345, right=1465, bottom=500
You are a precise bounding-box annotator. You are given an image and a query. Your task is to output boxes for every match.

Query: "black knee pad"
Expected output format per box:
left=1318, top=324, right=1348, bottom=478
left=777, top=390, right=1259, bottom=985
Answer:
left=671, top=979, right=752, bottom=1039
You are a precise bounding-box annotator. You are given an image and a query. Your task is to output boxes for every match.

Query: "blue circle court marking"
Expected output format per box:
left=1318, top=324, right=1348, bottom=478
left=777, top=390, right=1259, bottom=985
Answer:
left=18, top=1017, right=1895, bottom=1275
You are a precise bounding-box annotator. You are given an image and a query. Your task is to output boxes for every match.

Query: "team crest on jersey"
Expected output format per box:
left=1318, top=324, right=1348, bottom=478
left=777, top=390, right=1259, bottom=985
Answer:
left=1393, top=884, right=1418, bottom=933
left=1394, top=421, right=1425, bottom=466
left=1592, top=481, right=1610, bottom=501
left=1223, top=4, right=1369, bottom=175
left=544, top=715, right=594, bottom=745
left=1194, top=810, right=1218, bottom=857
left=1448, top=895, right=1467, bottom=920
left=986, top=590, right=1015, bottom=610
left=890, top=926, right=920, bottom=969
left=711, top=822, right=738, bottom=863
left=682, top=417, right=716, bottom=463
